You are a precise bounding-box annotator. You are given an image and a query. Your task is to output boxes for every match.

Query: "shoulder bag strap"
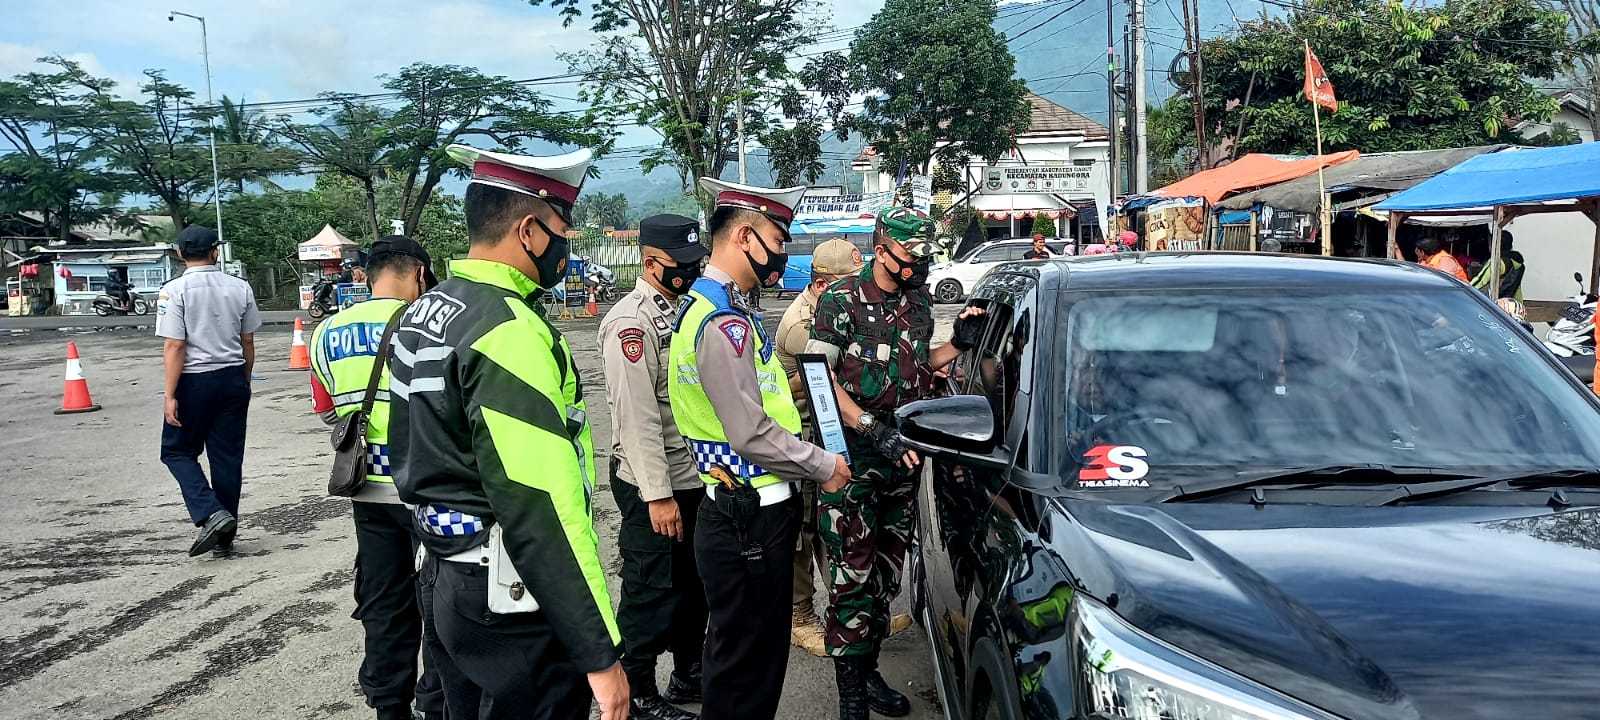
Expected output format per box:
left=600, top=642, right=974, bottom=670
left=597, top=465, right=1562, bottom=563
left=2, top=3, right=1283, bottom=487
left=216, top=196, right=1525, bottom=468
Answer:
left=360, top=306, right=407, bottom=416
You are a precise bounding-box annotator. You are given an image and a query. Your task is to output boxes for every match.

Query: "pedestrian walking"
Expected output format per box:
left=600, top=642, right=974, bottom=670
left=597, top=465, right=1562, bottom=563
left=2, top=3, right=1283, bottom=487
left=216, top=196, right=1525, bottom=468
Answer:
left=774, top=238, right=864, bottom=658
left=667, top=178, right=851, bottom=720
left=387, top=144, right=628, bottom=720
left=156, top=225, right=260, bottom=558
left=598, top=214, right=710, bottom=720
left=804, top=207, right=986, bottom=720
left=308, top=235, right=446, bottom=720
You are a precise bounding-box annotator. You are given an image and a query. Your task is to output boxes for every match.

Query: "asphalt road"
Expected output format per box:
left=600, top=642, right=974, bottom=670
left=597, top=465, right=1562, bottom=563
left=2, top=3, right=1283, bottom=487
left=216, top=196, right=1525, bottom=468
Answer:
left=0, top=303, right=955, bottom=720
left=0, top=310, right=307, bottom=333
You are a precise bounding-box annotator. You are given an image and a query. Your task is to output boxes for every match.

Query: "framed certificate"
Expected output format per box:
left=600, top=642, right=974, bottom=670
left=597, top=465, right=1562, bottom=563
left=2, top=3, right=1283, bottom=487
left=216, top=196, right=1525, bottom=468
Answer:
left=796, top=353, right=850, bottom=464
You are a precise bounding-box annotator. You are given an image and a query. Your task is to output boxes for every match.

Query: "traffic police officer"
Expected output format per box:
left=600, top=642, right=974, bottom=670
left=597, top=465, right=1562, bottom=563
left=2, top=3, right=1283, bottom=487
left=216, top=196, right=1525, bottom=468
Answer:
left=805, top=207, right=985, bottom=720
left=668, top=178, right=851, bottom=720
left=773, top=238, right=863, bottom=657
left=387, top=144, right=628, bottom=720
left=598, top=214, right=709, bottom=720
left=156, top=225, right=260, bottom=558
left=309, top=235, right=444, bottom=720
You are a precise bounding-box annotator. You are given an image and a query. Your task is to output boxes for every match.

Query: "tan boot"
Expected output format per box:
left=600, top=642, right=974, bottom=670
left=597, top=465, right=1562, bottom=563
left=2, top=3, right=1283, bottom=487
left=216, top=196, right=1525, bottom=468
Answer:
left=887, top=613, right=913, bottom=637
left=790, top=604, right=828, bottom=657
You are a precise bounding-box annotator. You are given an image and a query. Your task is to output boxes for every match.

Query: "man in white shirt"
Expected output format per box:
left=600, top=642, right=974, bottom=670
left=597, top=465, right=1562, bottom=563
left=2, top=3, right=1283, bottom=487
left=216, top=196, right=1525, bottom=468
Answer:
left=156, top=226, right=262, bottom=558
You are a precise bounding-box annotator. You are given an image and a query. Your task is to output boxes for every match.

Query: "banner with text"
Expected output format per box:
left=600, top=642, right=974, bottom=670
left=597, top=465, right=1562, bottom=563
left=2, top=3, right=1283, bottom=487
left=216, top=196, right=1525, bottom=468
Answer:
left=980, top=164, right=1096, bottom=194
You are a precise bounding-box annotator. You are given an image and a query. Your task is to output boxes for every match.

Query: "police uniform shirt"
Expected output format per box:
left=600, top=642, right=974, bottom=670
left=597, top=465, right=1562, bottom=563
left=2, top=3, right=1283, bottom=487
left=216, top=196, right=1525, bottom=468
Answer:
left=693, top=265, right=833, bottom=484
left=598, top=281, right=699, bottom=501
left=155, top=265, right=262, bottom=372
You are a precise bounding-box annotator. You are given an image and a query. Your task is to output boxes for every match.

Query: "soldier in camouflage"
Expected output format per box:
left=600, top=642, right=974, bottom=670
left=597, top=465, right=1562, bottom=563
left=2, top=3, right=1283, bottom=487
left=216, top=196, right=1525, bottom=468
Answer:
left=804, top=206, right=986, bottom=720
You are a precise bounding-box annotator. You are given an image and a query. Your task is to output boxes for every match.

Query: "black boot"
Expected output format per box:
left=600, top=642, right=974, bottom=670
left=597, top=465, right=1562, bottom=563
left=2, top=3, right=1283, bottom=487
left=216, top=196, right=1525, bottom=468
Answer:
left=663, top=662, right=702, bottom=704
left=864, top=649, right=911, bottom=717
left=631, top=689, right=699, bottom=720
left=375, top=705, right=411, bottom=720
left=834, top=656, right=870, bottom=720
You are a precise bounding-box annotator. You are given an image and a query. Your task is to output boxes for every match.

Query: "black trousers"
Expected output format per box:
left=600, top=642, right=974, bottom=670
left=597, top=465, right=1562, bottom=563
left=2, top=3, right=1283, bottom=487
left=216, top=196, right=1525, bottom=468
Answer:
left=610, top=471, right=708, bottom=693
left=352, top=502, right=444, bottom=712
left=417, top=551, right=479, bottom=719
left=160, top=366, right=249, bottom=525
left=695, top=493, right=799, bottom=720
left=432, top=559, right=590, bottom=720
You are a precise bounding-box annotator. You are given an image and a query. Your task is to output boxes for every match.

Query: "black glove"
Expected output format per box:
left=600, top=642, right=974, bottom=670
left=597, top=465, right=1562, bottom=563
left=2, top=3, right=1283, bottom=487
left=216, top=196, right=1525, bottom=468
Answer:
left=950, top=311, right=986, bottom=352
left=869, top=422, right=908, bottom=459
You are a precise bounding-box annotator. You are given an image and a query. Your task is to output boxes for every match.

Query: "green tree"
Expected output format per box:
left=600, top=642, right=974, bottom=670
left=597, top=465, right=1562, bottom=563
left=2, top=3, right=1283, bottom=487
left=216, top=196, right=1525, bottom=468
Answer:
left=1030, top=213, right=1054, bottom=237
left=275, top=94, right=393, bottom=241
left=0, top=62, right=130, bottom=241
left=1535, top=0, right=1600, bottom=140
left=757, top=87, right=827, bottom=187
left=216, top=96, right=296, bottom=195
left=380, top=63, right=608, bottom=236
left=573, top=191, right=632, bottom=229
left=821, top=0, right=1031, bottom=175
left=537, top=0, right=818, bottom=205
left=1151, top=0, right=1575, bottom=160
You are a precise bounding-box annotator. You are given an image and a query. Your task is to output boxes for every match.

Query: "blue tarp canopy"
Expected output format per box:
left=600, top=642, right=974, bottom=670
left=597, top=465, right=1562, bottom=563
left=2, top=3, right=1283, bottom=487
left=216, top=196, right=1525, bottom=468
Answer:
left=1375, top=143, right=1600, bottom=212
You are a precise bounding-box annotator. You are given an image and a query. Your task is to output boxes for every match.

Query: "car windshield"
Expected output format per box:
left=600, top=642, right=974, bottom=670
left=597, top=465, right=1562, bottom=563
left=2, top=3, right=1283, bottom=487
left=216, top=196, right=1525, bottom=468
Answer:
left=1058, top=288, right=1600, bottom=488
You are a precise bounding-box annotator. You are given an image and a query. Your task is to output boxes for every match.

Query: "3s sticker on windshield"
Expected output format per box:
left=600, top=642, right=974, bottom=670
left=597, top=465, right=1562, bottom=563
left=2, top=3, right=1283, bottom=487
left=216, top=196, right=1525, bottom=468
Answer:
left=1080, top=445, right=1150, bottom=487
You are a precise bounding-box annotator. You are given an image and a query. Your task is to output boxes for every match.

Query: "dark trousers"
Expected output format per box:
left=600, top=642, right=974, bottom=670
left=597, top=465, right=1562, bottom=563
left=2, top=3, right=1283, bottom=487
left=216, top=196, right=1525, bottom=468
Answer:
left=610, top=471, right=708, bottom=693
left=418, top=551, right=479, bottom=719
left=432, top=560, right=589, bottom=720
left=352, top=502, right=444, bottom=713
left=695, top=493, right=799, bottom=720
left=160, top=366, right=250, bottom=525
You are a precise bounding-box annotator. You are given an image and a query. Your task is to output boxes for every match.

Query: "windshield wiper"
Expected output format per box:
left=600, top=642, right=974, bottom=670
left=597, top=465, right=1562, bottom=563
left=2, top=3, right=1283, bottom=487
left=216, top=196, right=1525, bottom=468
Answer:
left=1370, top=468, right=1600, bottom=506
left=1158, top=464, right=1464, bottom=503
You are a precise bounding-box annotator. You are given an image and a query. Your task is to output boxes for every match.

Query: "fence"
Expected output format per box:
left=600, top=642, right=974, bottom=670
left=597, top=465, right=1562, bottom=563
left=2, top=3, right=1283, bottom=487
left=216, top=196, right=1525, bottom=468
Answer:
left=574, top=235, right=645, bottom=290
left=1216, top=223, right=1253, bottom=251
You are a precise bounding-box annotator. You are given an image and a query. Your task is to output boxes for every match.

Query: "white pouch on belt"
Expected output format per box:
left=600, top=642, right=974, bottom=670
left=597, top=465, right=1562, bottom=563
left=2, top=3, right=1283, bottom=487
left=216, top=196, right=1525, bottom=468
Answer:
left=484, top=525, right=541, bottom=614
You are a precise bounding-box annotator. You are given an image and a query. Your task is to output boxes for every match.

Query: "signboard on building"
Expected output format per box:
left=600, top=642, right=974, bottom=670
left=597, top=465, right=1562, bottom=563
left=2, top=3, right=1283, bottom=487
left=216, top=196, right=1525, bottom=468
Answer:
left=796, top=191, right=894, bottom=221
left=980, top=164, right=1095, bottom=194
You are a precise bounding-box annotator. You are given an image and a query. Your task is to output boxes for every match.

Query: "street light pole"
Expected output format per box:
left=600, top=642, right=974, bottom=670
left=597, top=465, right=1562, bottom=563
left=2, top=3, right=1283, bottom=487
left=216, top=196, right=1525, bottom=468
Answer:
left=170, top=11, right=227, bottom=266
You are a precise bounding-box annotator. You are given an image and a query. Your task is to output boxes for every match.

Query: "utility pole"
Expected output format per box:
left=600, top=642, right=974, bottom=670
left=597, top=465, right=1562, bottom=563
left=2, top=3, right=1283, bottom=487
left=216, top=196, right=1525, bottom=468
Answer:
left=169, top=11, right=226, bottom=264
left=736, top=71, right=747, bottom=184
left=1131, top=0, right=1149, bottom=192
left=1106, top=0, right=1119, bottom=205
left=1183, top=0, right=1206, bottom=170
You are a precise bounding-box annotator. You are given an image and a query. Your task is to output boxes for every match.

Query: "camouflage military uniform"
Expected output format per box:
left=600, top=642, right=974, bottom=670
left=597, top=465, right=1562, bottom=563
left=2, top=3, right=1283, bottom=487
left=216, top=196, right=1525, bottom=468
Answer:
left=811, top=262, right=936, bottom=656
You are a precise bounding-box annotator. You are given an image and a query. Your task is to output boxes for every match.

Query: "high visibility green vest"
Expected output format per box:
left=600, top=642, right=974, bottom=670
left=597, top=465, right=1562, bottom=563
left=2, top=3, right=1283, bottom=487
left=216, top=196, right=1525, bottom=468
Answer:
left=310, top=297, right=405, bottom=485
left=669, top=277, right=802, bottom=489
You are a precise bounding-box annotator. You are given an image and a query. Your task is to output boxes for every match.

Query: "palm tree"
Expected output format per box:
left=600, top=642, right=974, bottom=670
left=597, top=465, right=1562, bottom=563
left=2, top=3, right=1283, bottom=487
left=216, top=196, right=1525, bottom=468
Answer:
left=217, top=95, right=287, bottom=194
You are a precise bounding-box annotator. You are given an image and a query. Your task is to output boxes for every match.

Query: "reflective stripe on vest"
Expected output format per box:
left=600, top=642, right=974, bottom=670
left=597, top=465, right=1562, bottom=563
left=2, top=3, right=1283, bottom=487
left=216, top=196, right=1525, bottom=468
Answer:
left=668, top=277, right=803, bottom=488
left=310, top=297, right=405, bottom=485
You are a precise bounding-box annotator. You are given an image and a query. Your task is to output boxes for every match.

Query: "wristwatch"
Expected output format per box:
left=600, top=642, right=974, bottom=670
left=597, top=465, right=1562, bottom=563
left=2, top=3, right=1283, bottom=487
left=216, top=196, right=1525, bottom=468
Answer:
left=856, top=412, right=878, bottom=435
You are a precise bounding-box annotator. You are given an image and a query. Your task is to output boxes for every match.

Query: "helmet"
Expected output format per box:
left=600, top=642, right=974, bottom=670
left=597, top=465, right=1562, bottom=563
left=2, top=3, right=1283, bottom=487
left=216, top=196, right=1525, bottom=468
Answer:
left=1495, top=297, right=1527, bottom=321
left=340, top=258, right=359, bottom=270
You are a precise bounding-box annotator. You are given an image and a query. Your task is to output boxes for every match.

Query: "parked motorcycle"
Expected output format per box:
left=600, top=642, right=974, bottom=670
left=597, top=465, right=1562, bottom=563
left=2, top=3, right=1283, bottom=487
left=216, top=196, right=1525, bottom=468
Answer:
left=1543, top=272, right=1596, bottom=384
left=583, top=257, right=620, bottom=303
left=306, top=276, right=341, bottom=319
left=92, top=290, right=149, bottom=316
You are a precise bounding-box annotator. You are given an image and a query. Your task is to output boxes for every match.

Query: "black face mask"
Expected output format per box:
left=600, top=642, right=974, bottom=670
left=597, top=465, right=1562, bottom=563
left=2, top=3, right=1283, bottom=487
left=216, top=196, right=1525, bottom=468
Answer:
left=656, top=258, right=703, bottom=295
left=523, top=216, right=570, bottom=290
left=745, top=230, right=788, bottom=289
left=880, top=246, right=932, bottom=291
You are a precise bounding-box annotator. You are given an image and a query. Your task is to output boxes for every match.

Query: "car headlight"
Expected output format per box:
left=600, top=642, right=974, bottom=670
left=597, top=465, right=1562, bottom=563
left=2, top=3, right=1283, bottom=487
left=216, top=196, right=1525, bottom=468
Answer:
left=1075, top=596, right=1339, bottom=720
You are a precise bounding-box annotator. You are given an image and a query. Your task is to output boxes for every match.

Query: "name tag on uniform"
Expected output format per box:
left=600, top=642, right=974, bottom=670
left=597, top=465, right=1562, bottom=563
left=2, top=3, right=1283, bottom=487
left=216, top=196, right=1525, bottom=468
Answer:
left=797, top=353, right=850, bottom=463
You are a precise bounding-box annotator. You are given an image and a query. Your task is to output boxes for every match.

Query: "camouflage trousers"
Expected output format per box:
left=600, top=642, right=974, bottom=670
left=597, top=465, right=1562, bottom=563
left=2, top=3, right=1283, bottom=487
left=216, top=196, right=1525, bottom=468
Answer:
left=818, top=446, right=917, bottom=656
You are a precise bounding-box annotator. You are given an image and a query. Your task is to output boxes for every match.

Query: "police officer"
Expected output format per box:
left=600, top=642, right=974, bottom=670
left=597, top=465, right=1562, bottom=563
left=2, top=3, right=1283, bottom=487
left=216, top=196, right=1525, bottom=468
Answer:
left=805, top=207, right=985, bottom=720
left=668, top=178, right=851, bottom=720
left=598, top=214, right=709, bottom=720
left=387, top=145, right=628, bottom=720
left=156, top=225, right=261, bottom=558
left=308, top=235, right=444, bottom=720
left=773, top=238, right=862, bottom=657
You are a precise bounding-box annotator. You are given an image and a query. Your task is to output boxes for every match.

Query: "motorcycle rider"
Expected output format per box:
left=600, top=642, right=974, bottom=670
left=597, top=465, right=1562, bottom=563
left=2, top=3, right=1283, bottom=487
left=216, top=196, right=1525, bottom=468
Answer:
left=105, top=267, right=134, bottom=309
left=1470, top=233, right=1525, bottom=300
left=318, top=258, right=361, bottom=308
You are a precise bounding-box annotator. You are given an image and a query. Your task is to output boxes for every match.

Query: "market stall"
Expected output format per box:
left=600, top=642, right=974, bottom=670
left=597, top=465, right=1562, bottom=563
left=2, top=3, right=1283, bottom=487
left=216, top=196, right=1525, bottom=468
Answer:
left=296, top=224, right=365, bottom=310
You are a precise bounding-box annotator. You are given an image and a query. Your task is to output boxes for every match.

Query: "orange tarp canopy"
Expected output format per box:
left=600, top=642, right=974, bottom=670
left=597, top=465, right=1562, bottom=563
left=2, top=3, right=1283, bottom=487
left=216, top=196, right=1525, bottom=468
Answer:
left=1148, top=151, right=1360, bottom=204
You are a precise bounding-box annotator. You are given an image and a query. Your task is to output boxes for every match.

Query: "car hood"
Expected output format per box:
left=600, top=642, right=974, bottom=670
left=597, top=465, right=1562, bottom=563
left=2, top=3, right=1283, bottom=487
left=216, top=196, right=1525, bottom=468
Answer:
left=1048, top=500, right=1600, bottom=720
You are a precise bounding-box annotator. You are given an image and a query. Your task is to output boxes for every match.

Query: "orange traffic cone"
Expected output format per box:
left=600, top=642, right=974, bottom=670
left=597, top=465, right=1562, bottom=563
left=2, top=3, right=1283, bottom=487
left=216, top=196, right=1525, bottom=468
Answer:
left=586, top=287, right=599, bottom=316
left=288, top=317, right=311, bottom=370
left=55, top=341, right=101, bottom=414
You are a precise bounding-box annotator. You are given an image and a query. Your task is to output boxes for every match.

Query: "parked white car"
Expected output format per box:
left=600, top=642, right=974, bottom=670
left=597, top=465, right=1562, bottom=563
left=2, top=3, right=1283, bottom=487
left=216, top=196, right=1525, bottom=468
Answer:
left=929, top=238, right=1071, bottom=303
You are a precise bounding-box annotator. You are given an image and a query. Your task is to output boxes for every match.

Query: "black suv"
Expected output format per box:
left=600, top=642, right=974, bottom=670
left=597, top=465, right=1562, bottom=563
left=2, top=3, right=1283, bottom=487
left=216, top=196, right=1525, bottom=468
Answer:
left=901, top=253, right=1600, bottom=720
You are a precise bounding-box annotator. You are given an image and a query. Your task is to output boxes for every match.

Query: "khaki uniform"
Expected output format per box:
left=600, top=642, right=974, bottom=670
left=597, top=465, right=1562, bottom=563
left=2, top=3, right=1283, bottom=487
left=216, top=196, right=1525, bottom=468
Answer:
left=597, top=280, right=707, bottom=697
left=774, top=289, right=825, bottom=613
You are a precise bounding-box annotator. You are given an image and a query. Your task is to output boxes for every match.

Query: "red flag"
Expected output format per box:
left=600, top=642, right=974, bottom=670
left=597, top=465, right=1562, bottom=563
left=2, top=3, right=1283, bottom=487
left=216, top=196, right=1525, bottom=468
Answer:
left=1304, top=45, right=1338, bottom=113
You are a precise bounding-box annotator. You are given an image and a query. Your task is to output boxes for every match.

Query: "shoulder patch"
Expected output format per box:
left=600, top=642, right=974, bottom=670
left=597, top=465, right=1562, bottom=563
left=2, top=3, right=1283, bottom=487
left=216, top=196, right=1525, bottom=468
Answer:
left=652, top=294, right=672, bottom=313
left=617, top=327, right=646, bottom=363
left=718, top=318, right=750, bottom=356
left=652, top=315, right=670, bottom=331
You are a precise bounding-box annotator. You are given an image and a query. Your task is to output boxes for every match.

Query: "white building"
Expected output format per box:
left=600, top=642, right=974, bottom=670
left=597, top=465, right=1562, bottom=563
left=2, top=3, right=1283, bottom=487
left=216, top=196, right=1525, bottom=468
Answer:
left=853, top=93, right=1112, bottom=241
left=1514, top=91, right=1596, bottom=145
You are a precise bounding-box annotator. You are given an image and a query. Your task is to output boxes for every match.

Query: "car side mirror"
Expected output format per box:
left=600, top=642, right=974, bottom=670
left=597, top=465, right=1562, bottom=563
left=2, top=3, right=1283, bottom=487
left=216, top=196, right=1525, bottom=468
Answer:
left=895, top=395, right=1012, bottom=471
